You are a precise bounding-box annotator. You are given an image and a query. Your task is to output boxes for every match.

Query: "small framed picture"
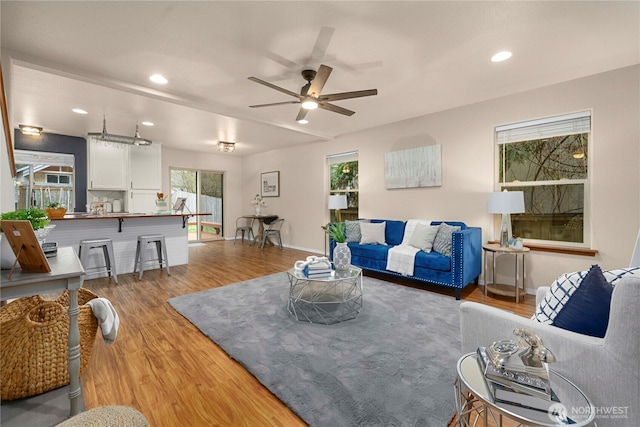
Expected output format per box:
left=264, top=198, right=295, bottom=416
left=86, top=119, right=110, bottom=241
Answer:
left=172, top=197, right=187, bottom=212
left=261, top=171, right=280, bottom=197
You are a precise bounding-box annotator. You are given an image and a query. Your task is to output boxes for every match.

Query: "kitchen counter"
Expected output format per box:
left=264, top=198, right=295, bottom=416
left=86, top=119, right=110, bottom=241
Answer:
left=47, top=213, right=210, bottom=276
left=58, top=212, right=208, bottom=219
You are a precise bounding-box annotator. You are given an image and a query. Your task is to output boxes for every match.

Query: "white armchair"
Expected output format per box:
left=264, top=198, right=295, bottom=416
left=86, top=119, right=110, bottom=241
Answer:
left=459, top=276, right=639, bottom=427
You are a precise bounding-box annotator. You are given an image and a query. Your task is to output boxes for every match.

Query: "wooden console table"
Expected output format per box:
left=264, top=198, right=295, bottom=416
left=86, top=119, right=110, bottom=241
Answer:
left=1, top=247, right=85, bottom=426
left=482, top=243, right=530, bottom=303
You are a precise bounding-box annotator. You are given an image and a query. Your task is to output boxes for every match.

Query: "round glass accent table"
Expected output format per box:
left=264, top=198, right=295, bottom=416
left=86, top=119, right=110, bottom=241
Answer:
left=286, top=266, right=363, bottom=325
left=454, top=353, right=595, bottom=427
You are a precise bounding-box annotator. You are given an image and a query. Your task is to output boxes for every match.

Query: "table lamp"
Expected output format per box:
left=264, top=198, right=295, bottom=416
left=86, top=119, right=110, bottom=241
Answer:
left=488, top=190, right=525, bottom=247
left=328, top=195, right=348, bottom=222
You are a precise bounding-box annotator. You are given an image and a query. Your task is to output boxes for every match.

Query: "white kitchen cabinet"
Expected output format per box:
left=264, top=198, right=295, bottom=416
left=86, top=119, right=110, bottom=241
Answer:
left=127, top=190, right=159, bottom=214
left=129, top=144, right=161, bottom=190
left=87, top=138, right=128, bottom=190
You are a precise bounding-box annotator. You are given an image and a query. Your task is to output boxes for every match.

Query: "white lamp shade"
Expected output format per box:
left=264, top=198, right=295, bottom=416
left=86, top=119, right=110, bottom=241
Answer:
left=488, top=191, right=525, bottom=214
left=328, top=195, right=348, bottom=210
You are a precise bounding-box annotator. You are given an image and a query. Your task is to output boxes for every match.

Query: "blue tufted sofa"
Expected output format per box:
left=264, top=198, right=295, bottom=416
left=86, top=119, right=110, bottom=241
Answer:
left=330, top=220, right=482, bottom=299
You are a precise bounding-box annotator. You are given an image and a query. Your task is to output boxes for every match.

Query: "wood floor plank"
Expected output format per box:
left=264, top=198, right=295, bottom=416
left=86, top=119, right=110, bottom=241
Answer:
left=79, top=240, right=535, bottom=426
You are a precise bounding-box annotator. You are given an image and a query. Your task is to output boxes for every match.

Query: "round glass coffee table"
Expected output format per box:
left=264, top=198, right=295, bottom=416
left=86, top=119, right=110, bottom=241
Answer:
left=454, top=353, right=595, bottom=426
left=286, top=266, right=363, bottom=325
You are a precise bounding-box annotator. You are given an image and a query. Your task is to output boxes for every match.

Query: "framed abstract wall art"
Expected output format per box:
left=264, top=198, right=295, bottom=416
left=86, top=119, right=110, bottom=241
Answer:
left=384, top=145, right=442, bottom=189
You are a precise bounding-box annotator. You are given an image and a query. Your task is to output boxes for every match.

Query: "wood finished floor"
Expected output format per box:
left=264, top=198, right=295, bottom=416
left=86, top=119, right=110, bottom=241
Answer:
left=80, top=240, right=536, bottom=426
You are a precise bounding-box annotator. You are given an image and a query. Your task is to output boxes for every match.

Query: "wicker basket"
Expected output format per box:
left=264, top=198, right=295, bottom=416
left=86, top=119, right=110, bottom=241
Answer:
left=0, top=288, right=99, bottom=401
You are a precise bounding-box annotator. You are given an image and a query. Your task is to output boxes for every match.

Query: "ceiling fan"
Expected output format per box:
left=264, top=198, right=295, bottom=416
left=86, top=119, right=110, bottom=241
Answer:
left=248, top=64, right=378, bottom=122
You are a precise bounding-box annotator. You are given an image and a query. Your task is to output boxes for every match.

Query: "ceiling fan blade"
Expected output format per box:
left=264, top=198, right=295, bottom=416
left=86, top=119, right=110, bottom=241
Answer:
left=248, top=77, right=301, bottom=99
left=318, top=102, right=355, bottom=116
left=249, top=101, right=300, bottom=108
left=309, top=27, right=335, bottom=64
left=319, top=89, right=378, bottom=102
left=295, top=108, right=309, bottom=122
left=306, top=64, right=332, bottom=98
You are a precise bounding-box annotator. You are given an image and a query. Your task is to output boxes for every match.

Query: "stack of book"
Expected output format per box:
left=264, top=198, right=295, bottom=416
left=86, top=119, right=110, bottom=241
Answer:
left=303, top=263, right=333, bottom=278
left=476, top=346, right=561, bottom=416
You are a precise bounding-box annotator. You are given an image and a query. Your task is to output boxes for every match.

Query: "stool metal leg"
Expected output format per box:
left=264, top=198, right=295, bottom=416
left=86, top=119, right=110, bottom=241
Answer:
left=161, top=237, right=170, bottom=276
left=138, top=241, right=147, bottom=281
left=133, top=240, right=141, bottom=275
left=104, top=241, right=118, bottom=284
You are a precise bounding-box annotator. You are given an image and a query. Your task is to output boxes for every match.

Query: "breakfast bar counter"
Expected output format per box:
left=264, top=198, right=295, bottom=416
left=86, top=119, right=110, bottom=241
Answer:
left=48, top=213, right=209, bottom=276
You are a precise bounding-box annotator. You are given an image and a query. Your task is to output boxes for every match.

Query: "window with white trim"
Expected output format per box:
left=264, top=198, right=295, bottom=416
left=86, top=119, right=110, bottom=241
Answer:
left=495, top=111, right=590, bottom=246
left=327, top=151, right=358, bottom=222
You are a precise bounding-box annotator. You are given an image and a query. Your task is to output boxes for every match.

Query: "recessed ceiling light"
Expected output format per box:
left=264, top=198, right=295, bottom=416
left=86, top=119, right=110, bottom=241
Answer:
left=149, top=74, right=168, bottom=84
left=72, top=108, right=88, bottom=115
left=297, top=119, right=309, bottom=124
left=141, top=121, right=154, bottom=126
left=491, top=51, right=512, bottom=63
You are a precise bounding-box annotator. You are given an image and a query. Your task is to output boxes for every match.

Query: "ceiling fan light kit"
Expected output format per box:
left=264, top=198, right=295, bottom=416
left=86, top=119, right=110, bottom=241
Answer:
left=301, top=98, right=318, bottom=110
left=248, top=64, right=377, bottom=121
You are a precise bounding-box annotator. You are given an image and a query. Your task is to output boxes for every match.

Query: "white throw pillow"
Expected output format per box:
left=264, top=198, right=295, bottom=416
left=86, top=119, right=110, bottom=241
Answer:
left=359, top=222, right=387, bottom=245
left=408, top=223, right=439, bottom=252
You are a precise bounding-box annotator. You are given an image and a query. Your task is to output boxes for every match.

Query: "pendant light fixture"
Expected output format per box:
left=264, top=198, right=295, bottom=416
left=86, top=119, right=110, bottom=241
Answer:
left=87, top=116, right=152, bottom=146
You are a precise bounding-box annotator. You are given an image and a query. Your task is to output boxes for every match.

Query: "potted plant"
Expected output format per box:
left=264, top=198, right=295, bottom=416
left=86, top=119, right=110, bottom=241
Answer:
left=251, top=194, right=266, bottom=215
left=46, top=202, right=67, bottom=219
left=327, top=222, right=346, bottom=243
left=1, top=207, right=50, bottom=230
left=327, top=222, right=351, bottom=270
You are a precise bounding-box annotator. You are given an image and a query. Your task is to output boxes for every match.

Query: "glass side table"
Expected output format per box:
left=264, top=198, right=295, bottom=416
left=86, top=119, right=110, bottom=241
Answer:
left=287, top=266, right=363, bottom=325
left=454, top=353, right=595, bottom=427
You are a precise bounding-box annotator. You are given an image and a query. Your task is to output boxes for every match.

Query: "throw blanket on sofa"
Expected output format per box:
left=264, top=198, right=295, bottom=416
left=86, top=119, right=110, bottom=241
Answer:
left=387, top=245, right=420, bottom=276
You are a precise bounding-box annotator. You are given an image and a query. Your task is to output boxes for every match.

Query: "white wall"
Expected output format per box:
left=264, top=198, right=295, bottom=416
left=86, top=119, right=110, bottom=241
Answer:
left=243, top=65, right=640, bottom=289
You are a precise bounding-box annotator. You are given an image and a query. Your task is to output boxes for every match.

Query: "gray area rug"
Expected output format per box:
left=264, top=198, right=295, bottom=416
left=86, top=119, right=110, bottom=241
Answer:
left=168, top=273, right=462, bottom=426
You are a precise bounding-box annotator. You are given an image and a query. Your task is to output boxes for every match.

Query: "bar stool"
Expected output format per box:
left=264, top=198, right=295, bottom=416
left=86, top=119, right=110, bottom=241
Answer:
left=133, top=234, right=170, bottom=280
left=78, top=238, right=118, bottom=283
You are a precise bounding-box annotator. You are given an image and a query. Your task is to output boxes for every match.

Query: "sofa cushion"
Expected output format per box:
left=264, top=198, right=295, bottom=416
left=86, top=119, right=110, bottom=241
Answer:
left=552, top=265, right=613, bottom=337
left=601, top=266, right=640, bottom=284
left=414, top=250, right=451, bottom=272
left=532, top=265, right=613, bottom=338
left=408, top=223, right=439, bottom=252
left=531, top=267, right=640, bottom=324
left=348, top=243, right=391, bottom=262
left=345, top=220, right=368, bottom=243
left=360, top=222, right=387, bottom=245
left=369, top=219, right=406, bottom=246
left=432, top=222, right=461, bottom=257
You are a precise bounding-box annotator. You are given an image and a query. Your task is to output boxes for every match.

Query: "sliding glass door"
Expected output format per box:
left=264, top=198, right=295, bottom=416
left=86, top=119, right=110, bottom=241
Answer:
left=170, top=168, right=224, bottom=242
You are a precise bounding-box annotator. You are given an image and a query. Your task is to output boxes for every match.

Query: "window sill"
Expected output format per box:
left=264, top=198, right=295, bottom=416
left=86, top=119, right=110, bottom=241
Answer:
left=488, top=241, right=598, bottom=257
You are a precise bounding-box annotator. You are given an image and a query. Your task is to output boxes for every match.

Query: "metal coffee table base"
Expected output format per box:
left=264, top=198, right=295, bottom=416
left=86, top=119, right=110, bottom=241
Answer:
left=287, top=267, right=363, bottom=325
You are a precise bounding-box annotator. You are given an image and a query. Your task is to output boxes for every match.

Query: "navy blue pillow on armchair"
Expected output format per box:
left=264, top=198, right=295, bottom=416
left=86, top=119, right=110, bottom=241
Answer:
left=552, top=265, right=613, bottom=338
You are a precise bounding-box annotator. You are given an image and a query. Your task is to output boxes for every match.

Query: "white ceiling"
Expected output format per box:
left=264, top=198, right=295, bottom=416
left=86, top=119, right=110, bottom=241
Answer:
left=1, top=1, right=638, bottom=156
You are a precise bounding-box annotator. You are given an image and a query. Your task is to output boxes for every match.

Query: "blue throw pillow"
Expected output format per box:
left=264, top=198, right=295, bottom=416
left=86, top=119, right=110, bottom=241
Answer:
left=550, top=265, right=613, bottom=338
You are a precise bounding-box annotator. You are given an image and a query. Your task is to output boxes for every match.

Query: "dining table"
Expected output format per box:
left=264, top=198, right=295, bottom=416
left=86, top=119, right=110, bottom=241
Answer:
left=242, top=214, right=278, bottom=245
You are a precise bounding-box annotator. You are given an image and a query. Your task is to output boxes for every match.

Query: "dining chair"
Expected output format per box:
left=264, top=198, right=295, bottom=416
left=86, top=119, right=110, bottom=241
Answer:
left=260, top=218, right=284, bottom=249
left=234, top=216, right=255, bottom=245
